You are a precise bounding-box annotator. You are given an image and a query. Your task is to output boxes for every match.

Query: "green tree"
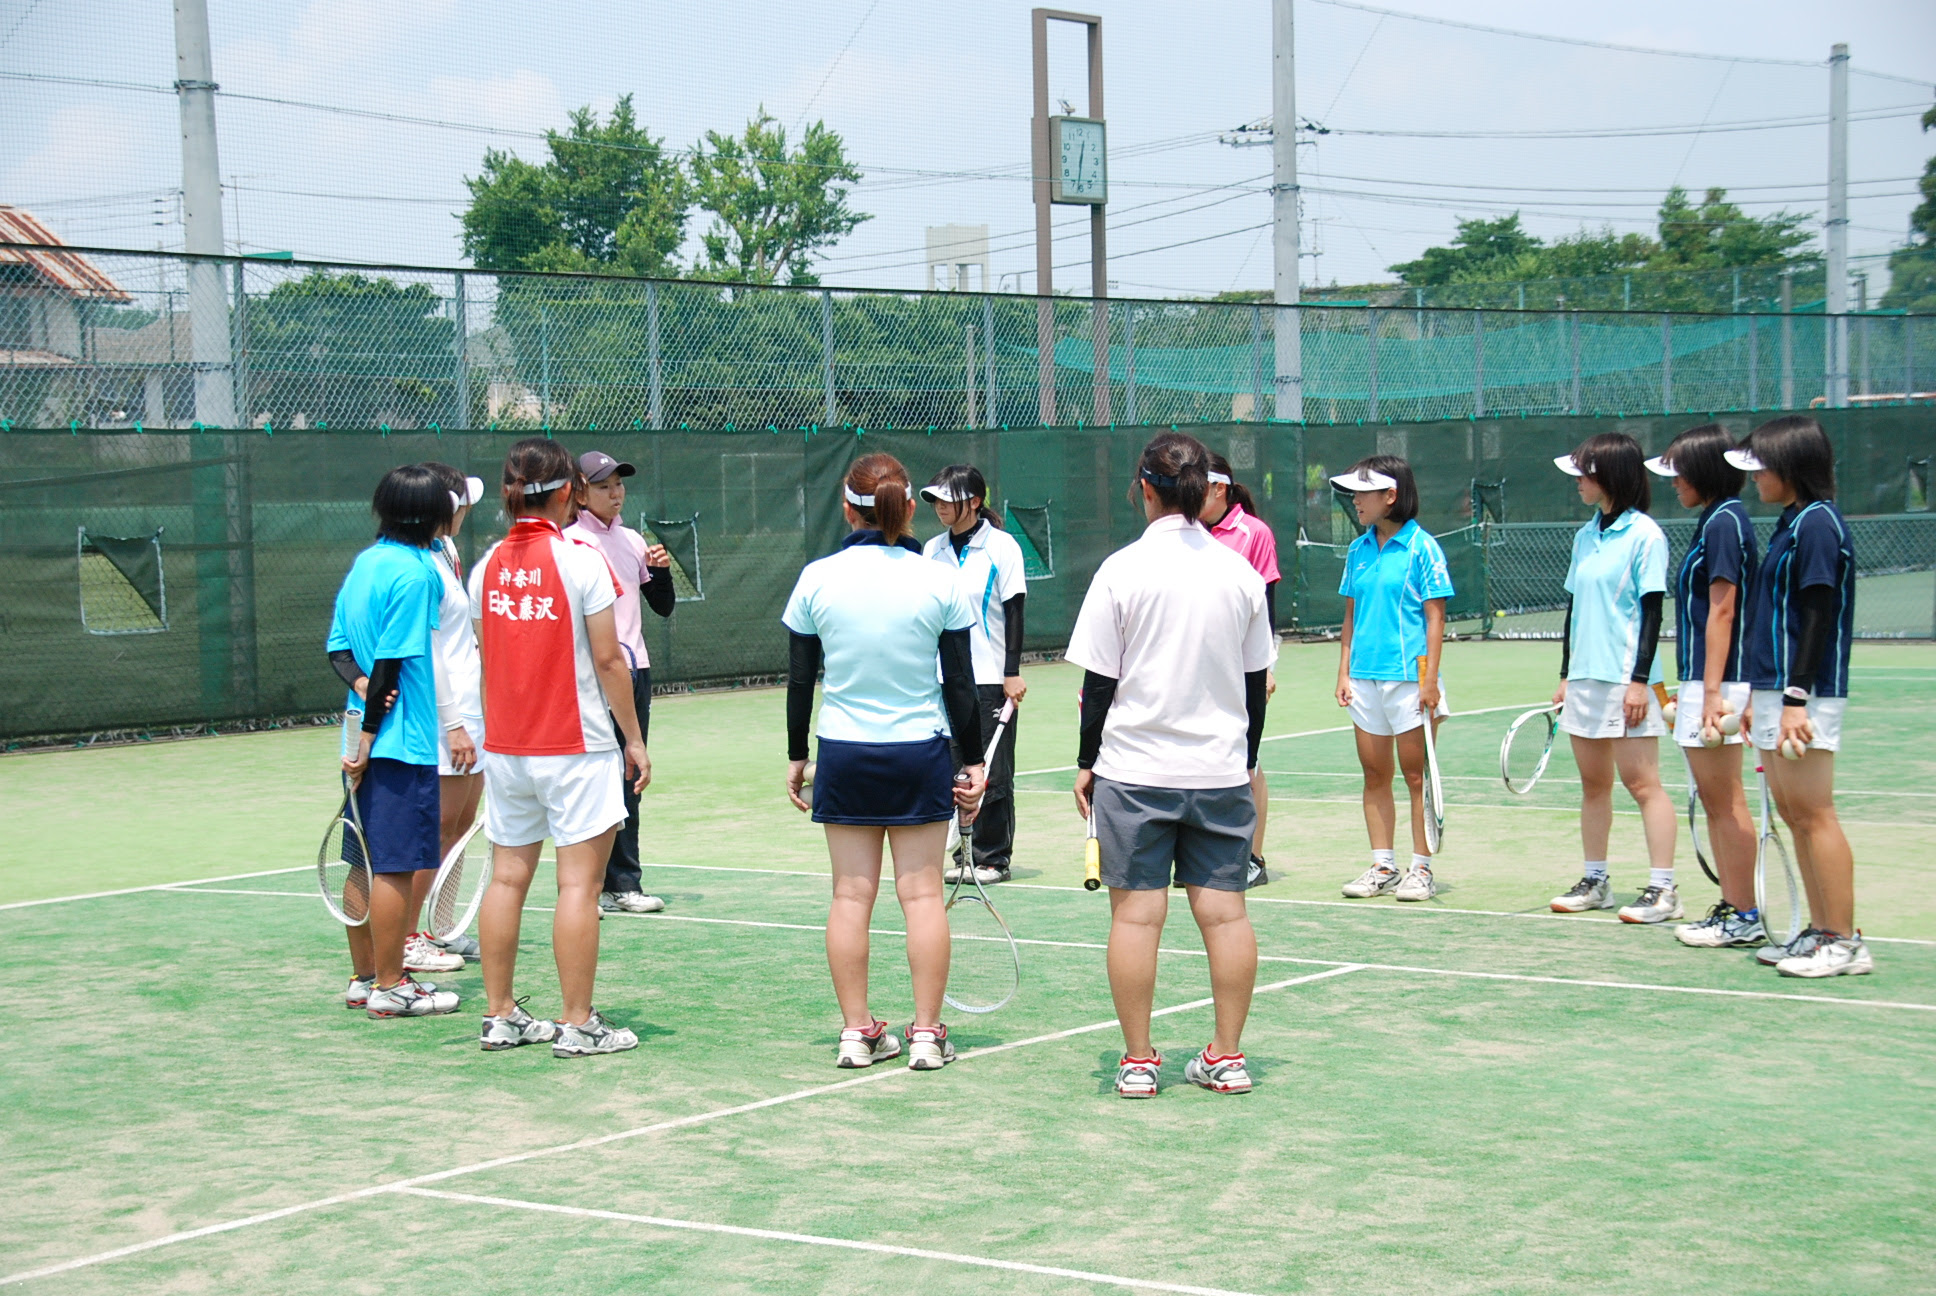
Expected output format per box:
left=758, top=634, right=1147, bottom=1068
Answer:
left=1387, top=214, right=1543, bottom=285
left=461, top=96, right=688, bottom=276
left=245, top=271, right=455, bottom=427
left=1651, top=185, right=1811, bottom=270
left=687, top=110, right=869, bottom=285
left=1880, top=102, right=1936, bottom=314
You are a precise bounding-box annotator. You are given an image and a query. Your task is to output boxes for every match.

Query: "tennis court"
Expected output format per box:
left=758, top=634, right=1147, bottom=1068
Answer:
left=5, top=640, right=1934, bottom=1294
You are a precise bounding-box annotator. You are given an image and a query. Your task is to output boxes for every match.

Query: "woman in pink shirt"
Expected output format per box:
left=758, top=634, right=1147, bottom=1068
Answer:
left=1200, top=452, right=1280, bottom=885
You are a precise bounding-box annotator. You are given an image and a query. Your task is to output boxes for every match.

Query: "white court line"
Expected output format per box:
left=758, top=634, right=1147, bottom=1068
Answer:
left=1249, top=769, right=1936, bottom=798
left=0, top=967, right=1362, bottom=1288
left=0, top=865, right=310, bottom=912
left=398, top=1187, right=1262, bottom=1296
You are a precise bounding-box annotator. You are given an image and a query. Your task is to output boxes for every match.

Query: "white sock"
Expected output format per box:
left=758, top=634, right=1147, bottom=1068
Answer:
left=1411, top=853, right=1432, bottom=871
left=1371, top=849, right=1397, bottom=871
left=1584, top=860, right=1609, bottom=880
left=1650, top=867, right=1675, bottom=889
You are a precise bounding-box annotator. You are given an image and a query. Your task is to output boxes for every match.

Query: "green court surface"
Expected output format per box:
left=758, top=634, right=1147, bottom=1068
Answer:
left=4, top=642, right=1934, bottom=1293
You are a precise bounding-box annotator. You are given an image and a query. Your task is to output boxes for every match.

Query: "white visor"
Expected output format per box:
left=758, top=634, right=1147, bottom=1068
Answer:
left=919, top=482, right=964, bottom=503
left=1207, top=471, right=1233, bottom=485
left=1643, top=455, right=1677, bottom=478
left=1329, top=468, right=1397, bottom=492
left=462, top=475, right=485, bottom=505
left=520, top=476, right=569, bottom=496
left=1724, top=447, right=1764, bottom=472
left=1553, top=454, right=1587, bottom=477
left=843, top=484, right=875, bottom=508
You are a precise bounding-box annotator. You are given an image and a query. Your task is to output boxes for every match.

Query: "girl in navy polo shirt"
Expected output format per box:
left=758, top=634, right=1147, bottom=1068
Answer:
left=1731, top=416, right=1866, bottom=978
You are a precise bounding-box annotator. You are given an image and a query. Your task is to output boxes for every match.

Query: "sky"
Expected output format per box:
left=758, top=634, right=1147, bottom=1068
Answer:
left=2, top=0, right=1933, bottom=300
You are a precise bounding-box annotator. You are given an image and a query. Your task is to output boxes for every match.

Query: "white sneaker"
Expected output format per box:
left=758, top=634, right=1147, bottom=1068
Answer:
left=1184, top=1049, right=1252, bottom=1094
left=971, top=866, right=1011, bottom=885
left=345, top=974, right=374, bottom=1009
left=906, top=1024, right=955, bottom=1071
left=1551, top=876, right=1614, bottom=913
left=1675, top=902, right=1766, bottom=948
left=366, top=976, right=460, bottom=1018
left=835, top=1020, right=903, bottom=1068
left=403, top=932, right=466, bottom=973
left=432, top=934, right=481, bottom=961
left=1618, top=885, right=1684, bottom=925
left=943, top=863, right=969, bottom=883
left=1115, top=1053, right=1162, bottom=1099
left=552, top=1009, right=640, bottom=1057
left=1777, top=933, right=1874, bottom=979
left=480, top=1000, right=560, bottom=1051
left=1757, top=927, right=1825, bottom=966
left=1394, top=866, right=1437, bottom=902
left=1342, top=865, right=1401, bottom=898
left=599, top=891, right=667, bottom=914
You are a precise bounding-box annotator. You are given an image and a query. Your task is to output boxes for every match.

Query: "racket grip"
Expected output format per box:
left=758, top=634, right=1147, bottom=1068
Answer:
left=1083, top=838, right=1102, bottom=891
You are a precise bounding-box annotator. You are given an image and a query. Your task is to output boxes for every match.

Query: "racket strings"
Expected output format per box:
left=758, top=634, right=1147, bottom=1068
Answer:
left=944, top=893, right=1019, bottom=1013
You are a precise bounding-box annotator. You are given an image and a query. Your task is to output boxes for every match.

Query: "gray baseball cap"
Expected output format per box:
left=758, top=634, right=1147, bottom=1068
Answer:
left=578, top=451, right=636, bottom=484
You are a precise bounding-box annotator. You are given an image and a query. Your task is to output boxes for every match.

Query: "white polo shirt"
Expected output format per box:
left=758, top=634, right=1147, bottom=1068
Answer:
left=1064, top=513, right=1274, bottom=790
left=920, top=519, right=1029, bottom=684
left=1563, top=507, right=1669, bottom=686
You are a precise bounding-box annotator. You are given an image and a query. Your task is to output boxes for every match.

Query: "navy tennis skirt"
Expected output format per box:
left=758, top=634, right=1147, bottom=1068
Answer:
left=812, top=735, right=955, bottom=826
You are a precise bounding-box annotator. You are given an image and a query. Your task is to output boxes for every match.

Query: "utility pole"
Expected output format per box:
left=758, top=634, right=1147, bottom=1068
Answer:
left=1271, top=0, right=1301, bottom=422
left=173, top=0, right=234, bottom=427
left=1825, top=42, right=1850, bottom=409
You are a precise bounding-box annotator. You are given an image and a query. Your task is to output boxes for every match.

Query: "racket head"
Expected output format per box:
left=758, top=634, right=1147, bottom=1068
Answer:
left=317, top=797, right=373, bottom=927
left=1755, top=829, right=1803, bottom=947
left=1500, top=706, right=1559, bottom=795
left=942, top=891, right=1020, bottom=1014
left=427, top=816, right=492, bottom=941
left=1678, top=749, right=1717, bottom=884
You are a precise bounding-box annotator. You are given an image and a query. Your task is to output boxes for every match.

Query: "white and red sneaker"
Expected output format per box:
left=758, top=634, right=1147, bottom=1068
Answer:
left=835, top=1020, right=903, bottom=1069
left=404, top=933, right=465, bottom=974
left=1115, top=1053, right=1163, bottom=1099
left=906, top=1023, right=955, bottom=1071
left=1184, top=1048, right=1252, bottom=1094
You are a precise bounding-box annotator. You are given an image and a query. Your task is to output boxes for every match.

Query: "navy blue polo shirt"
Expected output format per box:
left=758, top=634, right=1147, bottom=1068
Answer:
left=1742, top=501, right=1855, bottom=698
left=1674, top=497, right=1757, bottom=684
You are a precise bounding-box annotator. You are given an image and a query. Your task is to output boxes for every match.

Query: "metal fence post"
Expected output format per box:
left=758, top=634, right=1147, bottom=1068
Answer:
left=964, top=323, right=978, bottom=427
left=1859, top=315, right=1872, bottom=397
left=1906, top=316, right=1916, bottom=400
left=821, top=289, right=836, bottom=426
left=1124, top=309, right=1138, bottom=425
left=1472, top=309, right=1485, bottom=419
left=1250, top=305, right=1264, bottom=421
left=1780, top=271, right=1795, bottom=408
left=229, top=262, right=250, bottom=426
left=1366, top=308, right=1380, bottom=421
left=1747, top=309, right=1758, bottom=410
left=983, top=294, right=997, bottom=427
left=539, top=305, right=552, bottom=426
left=647, top=280, right=663, bottom=430
left=1660, top=314, right=1673, bottom=413
left=452, top=271, right=468, bottom=428
left=1569, top=310, right=1582, bottom=414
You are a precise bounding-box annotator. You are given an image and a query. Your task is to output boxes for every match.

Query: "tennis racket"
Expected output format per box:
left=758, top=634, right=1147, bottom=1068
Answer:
left=1753, top=764, right=1804, bottom=949
left=1083, top=812, right=1102, bottom=891
left=1500, top=706, right=1559, bottom=795
left=1418, top=657, right=1444, bottom=853
left=318, top=710, right=374, bottom=925
left=1678, top=747, right=1719, bottom=885
left=427, top=802, right=491, bottom=942
left=943, top=700, right=1021, bottom=1015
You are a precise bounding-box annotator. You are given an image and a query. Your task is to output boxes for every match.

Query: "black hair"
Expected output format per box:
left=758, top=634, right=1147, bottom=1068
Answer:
left=1205, top=452, right=1259, bottom=518
left=1340, top=453, right=1419, bottom=525
left=423, top=461, right=467, bottom=499
left=926, top=464, right=1002, bottom=528
left=372, top=463, right=452, bottom=548
left=501, top=437, right=575, bottom=516
left=1659, top=424, right=1743, bottom=505
left=1138, top=431, right=1212, bottom=522
left=1744, top=414, right=1836, bottom=503
left=1571, top=432, right=1650, bottom=516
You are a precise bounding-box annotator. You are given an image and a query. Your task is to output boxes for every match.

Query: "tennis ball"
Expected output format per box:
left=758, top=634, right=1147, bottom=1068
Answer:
left=1700, top=724, right=1723, bottom=748
left=802, top=761, right=817, bottom=787
left=1718, top=712, right=1741, bottom=736
left=1720, top=695, right=1740, bottom=715
left=1779, top=737, right=1806, bottom=761
left=1661, top=700, right=1677, bottom=725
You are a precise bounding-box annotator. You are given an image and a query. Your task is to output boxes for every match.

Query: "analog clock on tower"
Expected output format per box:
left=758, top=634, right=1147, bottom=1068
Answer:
left=1050, top=115, right=1106, bottom=205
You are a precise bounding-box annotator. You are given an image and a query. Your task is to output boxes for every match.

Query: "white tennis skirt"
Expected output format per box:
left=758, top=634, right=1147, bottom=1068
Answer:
left=1748, top=690, right=1846, bottom=754
left=1559, top=678, right=1668, bottom=740
left=1671, top=681, right=1751, bottom=749
left=1346, top=678, right=1449, bottom=737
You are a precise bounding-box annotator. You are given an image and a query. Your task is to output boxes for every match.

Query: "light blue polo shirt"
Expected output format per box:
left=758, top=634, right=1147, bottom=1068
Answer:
left=326, top=538, right=442, bottom=765
left=1563, top=508, right=1669, bottom=685
left=1337, top=519, right=1454, bottom=681
left=783, top=539, right=976, bottom=743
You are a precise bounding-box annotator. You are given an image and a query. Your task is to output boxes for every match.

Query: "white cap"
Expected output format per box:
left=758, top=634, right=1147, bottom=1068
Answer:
left=1643, top=455, right=1677, bottom=478
left=919, top=481, right=965, bottom=503
left=1553, top=454, right=1586, bottom=477
left=1724, top=447, right=1764, bottom=471
left=1329, top=467, right=1398, bottom=492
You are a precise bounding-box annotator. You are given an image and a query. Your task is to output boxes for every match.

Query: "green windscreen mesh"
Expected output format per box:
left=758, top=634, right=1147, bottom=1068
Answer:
left=0, top=405, right=1931, bottom=739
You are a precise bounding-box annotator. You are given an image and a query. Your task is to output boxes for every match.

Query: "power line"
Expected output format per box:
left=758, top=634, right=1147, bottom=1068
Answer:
left=1314, top=103, right=1927, bottom=141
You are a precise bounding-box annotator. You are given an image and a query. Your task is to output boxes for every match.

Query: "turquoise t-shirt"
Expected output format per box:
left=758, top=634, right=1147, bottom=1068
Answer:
left=1563, top=508, right=1669, bottom=685
left=1338, top=520, right=1454, bottom=681
left=326, top=539, right=441, bottom=766
left=782, top=537, right=975, bottom=744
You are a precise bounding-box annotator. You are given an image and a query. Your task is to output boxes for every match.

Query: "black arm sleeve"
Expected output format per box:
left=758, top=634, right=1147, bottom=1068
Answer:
left=360, top=657, right=402, bottom=733
left=786, top=632, right=821, bottom=761
left=940, top=628, right=984, bottom=759
left=329, top=649, right=363, bottom=691
left=641, top=565, right=676, bottom=619
left=1560, top=597, right=1573, bottom=678
left=1630, top=591, right=1665, bottom=684
left=1002, top=593, right=1025, bottom=677
left=1245, top=668, right=1269, bottom=770
left=1077, top=671, right=1118, bottom=770
left=1264, top=580, right=1279, bottom=633
left=1785, top=584, right=1838, bottom=700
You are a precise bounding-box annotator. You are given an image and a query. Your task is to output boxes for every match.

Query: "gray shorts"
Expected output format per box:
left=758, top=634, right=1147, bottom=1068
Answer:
left=1092, top=776, right=1256, bottom=892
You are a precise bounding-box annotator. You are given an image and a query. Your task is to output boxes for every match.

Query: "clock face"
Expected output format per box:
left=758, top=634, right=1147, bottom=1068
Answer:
left=1052, top=116, right=1106, bottom=205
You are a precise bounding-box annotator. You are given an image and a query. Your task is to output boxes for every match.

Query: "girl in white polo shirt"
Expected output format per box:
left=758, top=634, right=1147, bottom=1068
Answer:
left=920, top=464, right=1028, bottom=885
left=1066, top=431, right=1275, bottom=1100
left=1549, top=433, right=1680, bottom=924
left=467, top=438, right=651, bottom=1059
left=784, top=453, right=987, bottom=1072
left=419, top=461, right=486, bottom=965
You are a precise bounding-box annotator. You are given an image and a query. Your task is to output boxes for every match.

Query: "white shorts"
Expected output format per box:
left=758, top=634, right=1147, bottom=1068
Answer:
left=481, top=749, right=626, bottom=847
left=1559, top=679, right=1668, bottom=740
left=1671, top=681, right=1752, bottom=749
left=1346, top=678, right=1450, bottom=737
left=438, top=717, right=485, bottom=777
left=1749, top=691, right=1846, bottom=754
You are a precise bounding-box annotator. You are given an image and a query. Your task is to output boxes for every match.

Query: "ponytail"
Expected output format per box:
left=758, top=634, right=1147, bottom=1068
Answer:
left=845, top=452, right=915, bottom=544
left=1140, top=431, right=1212, bottom=522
